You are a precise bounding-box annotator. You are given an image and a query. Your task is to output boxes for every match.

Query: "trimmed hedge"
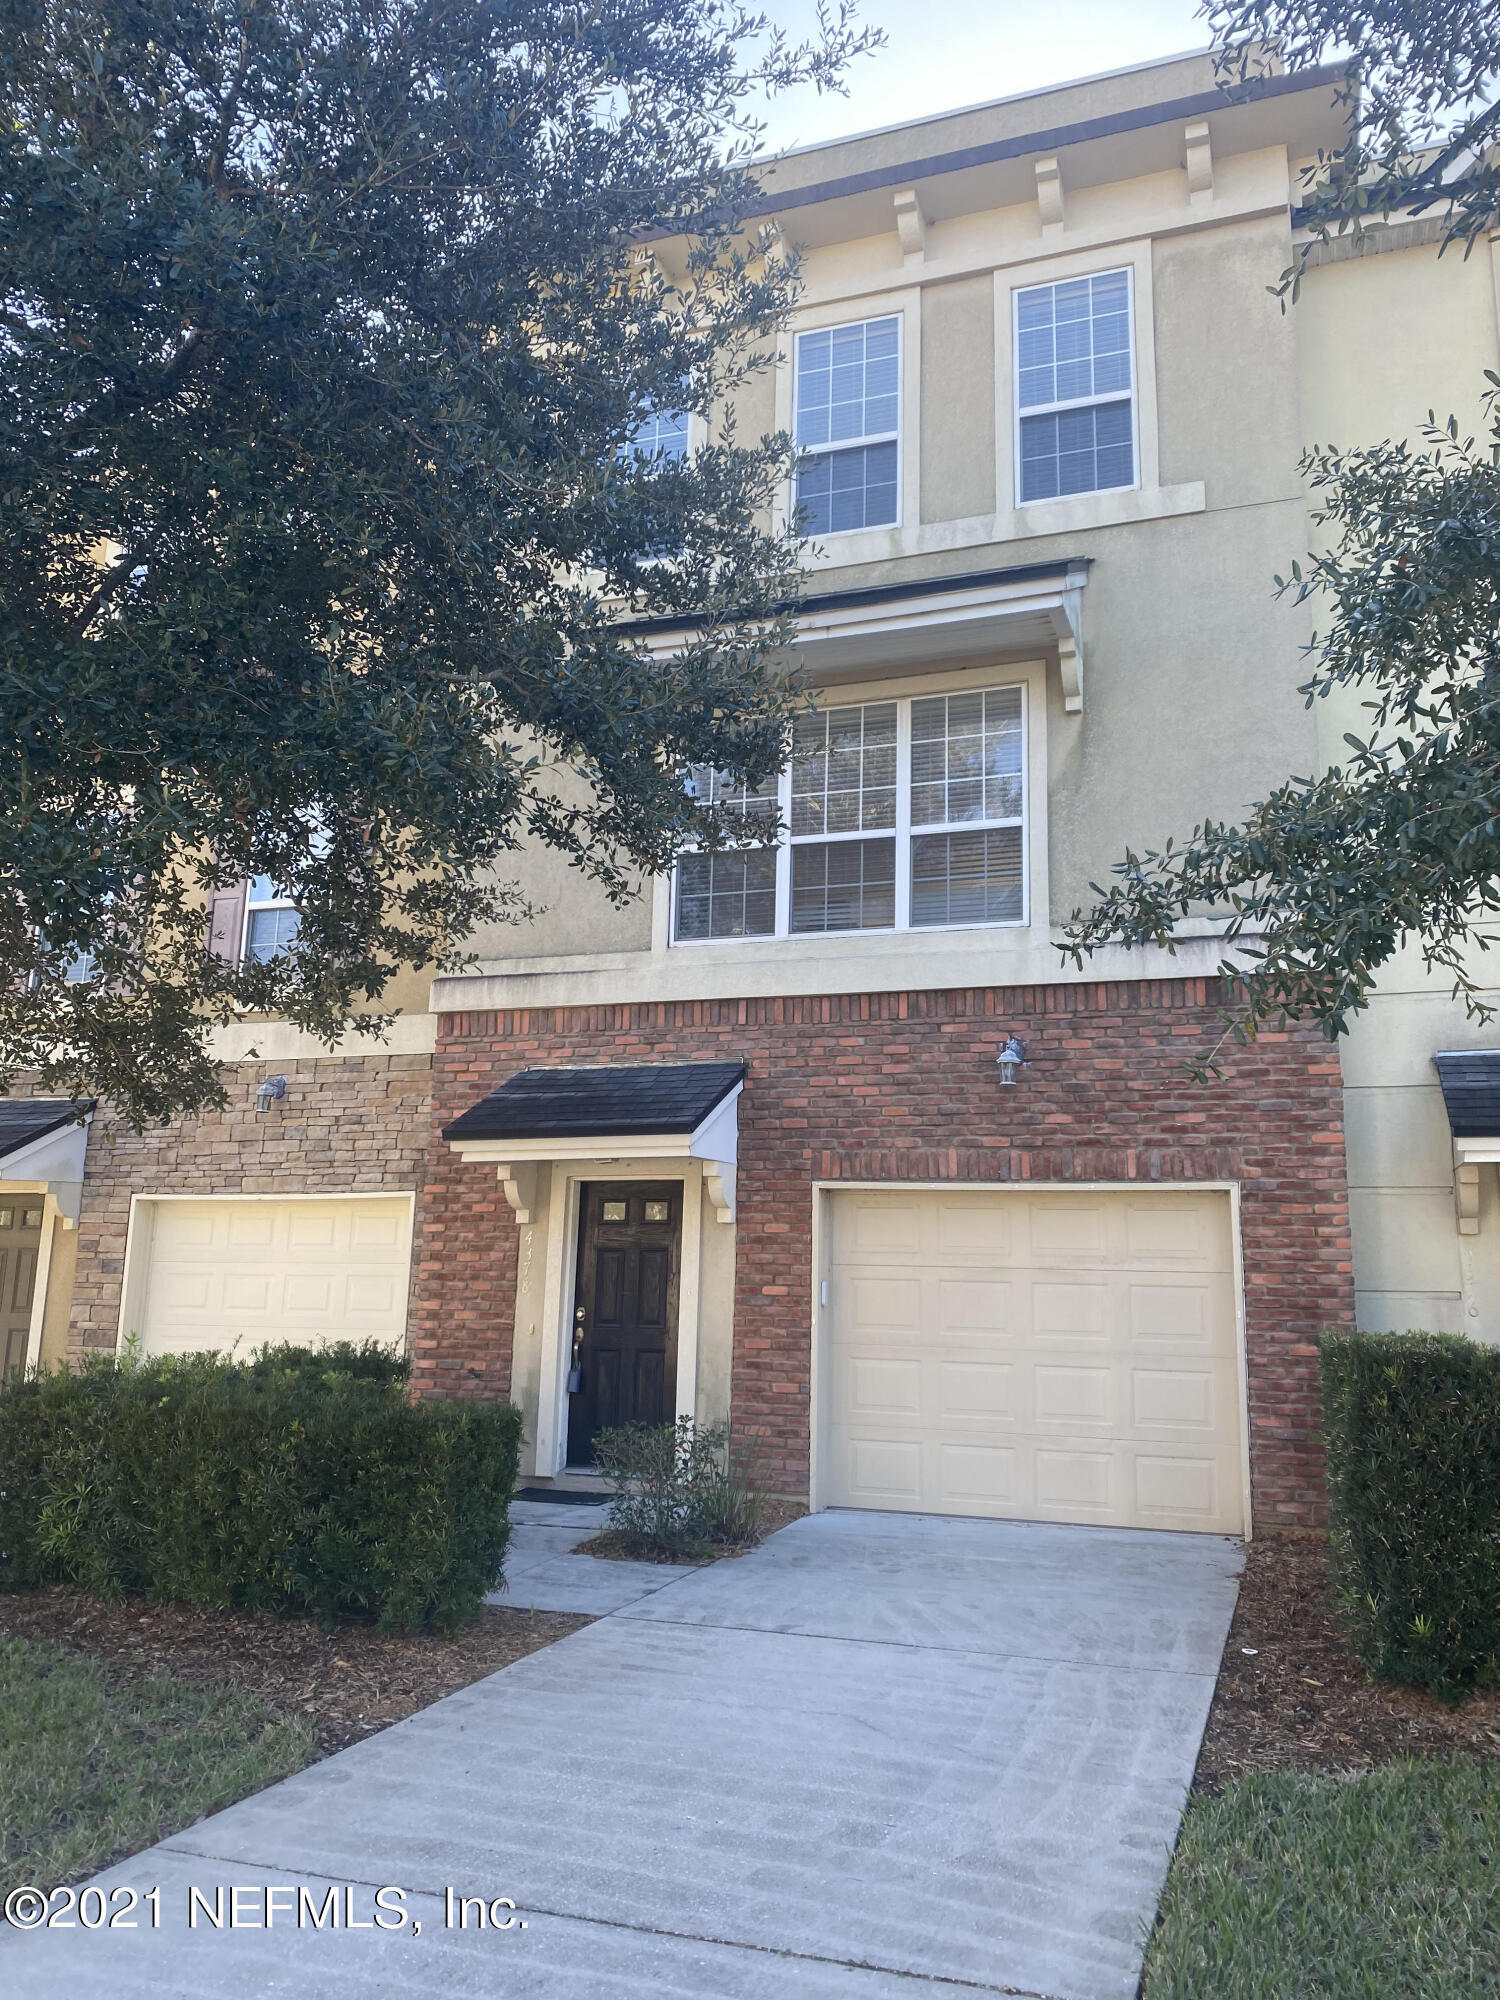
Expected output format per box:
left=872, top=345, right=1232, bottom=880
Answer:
left=1320, top=1330, right=1500, bottom=1695
left=0, top=1347, right=521, bottom=1631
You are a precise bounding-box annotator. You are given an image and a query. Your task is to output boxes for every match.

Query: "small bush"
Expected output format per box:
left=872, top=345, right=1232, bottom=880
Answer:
left=0, top=1352, right=521, bottom=1631
left=1320, top=1329, right=1500, bottom=1694
left=592, top=1418, right=764, bottom=1559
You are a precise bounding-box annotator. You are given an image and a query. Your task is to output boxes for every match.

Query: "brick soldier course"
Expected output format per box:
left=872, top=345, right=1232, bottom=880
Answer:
left=416, top=977, right=1353, bottom=1527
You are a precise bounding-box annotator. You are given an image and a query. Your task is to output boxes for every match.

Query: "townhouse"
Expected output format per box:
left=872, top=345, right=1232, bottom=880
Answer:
left=8, top=48, right=1499, bottom=1538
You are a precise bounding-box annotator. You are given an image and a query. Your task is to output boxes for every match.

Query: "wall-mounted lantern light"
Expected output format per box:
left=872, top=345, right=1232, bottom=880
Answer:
left=996, top=1036, right=1028, bottom=1086
left=255, top=1074, right=287, bottom=1115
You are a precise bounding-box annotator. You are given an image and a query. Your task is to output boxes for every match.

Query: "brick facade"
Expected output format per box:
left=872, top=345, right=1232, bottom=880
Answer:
left=68, top=1053, right=432, bottom=1359
left=418, top=977, right=1354, bottom=1528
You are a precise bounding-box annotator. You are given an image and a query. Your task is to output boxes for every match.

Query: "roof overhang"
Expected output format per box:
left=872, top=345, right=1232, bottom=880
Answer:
left=0, top=1101, right=94, bottom=1222
left=443, top=1064, right=745, bottom=1223
left=624, top=560, right=1090, bottom=709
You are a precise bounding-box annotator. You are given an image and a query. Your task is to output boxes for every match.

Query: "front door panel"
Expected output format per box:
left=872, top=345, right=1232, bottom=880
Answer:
left=567, top=1184, right=681, bottom=1467
left=0, top=1198, right=45, bottom=1380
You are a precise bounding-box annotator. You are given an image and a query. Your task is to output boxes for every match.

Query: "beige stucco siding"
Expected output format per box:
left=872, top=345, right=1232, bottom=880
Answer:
left=1297, top=236, right=1500, bottom=1339
left=920, top=275, right=996, bottom=522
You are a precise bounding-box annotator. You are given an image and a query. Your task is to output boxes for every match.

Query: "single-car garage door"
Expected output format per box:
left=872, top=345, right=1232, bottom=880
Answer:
left=823, top=1188, right=1244, bottom=1533
left=132, top=1197, right=413, bottom=1360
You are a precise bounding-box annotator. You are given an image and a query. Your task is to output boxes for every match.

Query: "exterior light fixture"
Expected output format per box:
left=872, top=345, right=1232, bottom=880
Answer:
left=255, top=1074, right=287, bottom=1115
left=996, top=1036, right=1028, bottom=1086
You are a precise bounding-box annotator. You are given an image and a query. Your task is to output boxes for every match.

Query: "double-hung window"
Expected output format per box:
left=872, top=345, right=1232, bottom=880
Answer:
left=794, top=316, right=901, bottom=535
left=244, top=875, right=299, bottom=963
left=1015, top=269, right=1135, bottom=504
left=673, top=684, right=1025, bottom=942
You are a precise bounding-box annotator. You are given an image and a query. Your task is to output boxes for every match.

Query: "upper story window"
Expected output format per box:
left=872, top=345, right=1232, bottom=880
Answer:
left=673, top=684, right=1025, bottom=943
left=621, top=406, right=689, bottom=462
left=794, top=315, right=901, bottom=536
left=244, top=875, right=299, bottom=963
left=1015, top=269, right=1134, bottom=504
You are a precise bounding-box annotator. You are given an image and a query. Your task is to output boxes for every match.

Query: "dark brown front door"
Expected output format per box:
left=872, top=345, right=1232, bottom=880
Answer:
left=0, top=1198, right=44, bottom=1381
left=567, top=1183, right=681, bottom=1468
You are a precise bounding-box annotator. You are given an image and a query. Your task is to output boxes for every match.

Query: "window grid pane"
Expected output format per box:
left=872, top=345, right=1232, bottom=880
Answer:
left=685, top=764, right=780, bottom=824
left=910, top=688, right=1024, bottom=829
left=796, top=441, right=898, bottom=536
left=671, top=688, right=1027, bottom=942
left=795, top=317, right=899, bottom=449
left=911, top=827, right=1024, bottom=928
left=1016, top=271, right=1132, bottom=412
left=245, top=907, right=300, bottom=962
left=622, top=407, right=689, bottom=461
left=674, top=848, right=778, bottom=941
left=791, top=703, right=897, bottom=837
left=1020, top=401, right=1133, bottom=504
left=791, top=838, right=896, bottom=934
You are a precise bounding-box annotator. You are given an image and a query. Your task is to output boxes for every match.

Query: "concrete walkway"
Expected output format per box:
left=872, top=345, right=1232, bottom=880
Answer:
left=492, top=1496, right=693, bottom=1614
left=3, top=1511, right=1240, bottom=2000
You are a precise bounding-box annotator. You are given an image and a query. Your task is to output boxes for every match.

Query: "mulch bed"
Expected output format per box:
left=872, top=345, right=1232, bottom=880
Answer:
left=1194, top=1535, right=1500, bottom=1793
left=0, top=1587, right=589, bottom=1760
left=573, top=1495, right=809, bottom=1564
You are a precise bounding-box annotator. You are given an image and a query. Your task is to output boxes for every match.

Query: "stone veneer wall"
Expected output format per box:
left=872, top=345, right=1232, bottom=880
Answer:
left=67, top=1053, right=432, bottom=1359
left=418, top=978, right=1354, bottom=1528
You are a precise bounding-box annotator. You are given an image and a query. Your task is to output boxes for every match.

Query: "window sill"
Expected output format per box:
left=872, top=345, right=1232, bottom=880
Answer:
left=799, top=480, right=1205, bottom=571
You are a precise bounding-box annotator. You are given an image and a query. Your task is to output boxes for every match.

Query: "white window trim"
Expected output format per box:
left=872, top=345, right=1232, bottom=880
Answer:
left=774, top=287, right=921, bottom=549
left=995, top=239, right=1159, bottom=514
left=670, top=677, right=1029, bottom=947
left=791, top=314, right=903, bottom=540
left=1011, top=264, right=1140, bottom=511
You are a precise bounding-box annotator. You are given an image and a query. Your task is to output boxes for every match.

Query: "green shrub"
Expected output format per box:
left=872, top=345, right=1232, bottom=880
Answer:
left=1320, top=1329, right=1500, bottom=1694
left=0, top=1352, right=521, bottom=1631
left=593, top=1417, right=764, bottom=1558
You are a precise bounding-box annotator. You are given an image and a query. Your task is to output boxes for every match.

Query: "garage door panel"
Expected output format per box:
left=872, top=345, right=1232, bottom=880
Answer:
left=825, top=1189, right=1243, bottom=1533
left=137, top=1199, right=411, bottom=1360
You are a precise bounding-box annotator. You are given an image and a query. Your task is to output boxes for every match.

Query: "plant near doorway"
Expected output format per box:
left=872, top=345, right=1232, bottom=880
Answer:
left=589, top=1419, right=765, bottom=1561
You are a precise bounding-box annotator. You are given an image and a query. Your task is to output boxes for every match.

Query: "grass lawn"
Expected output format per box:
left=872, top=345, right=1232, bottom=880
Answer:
left=1, top=1633, right=314, bottom=1896
left=1144, top=1755, right=1500, bottom=1999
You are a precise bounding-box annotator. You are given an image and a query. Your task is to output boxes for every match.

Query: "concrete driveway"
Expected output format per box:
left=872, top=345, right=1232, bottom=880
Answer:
left=3, top=1511, right=1240, bottom=2000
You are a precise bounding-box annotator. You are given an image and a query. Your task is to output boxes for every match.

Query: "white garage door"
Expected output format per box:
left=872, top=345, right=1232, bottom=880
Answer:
left=135, top=1197, right=412, bottom=1360
left=823, top=1188, right=1244, bottom=1533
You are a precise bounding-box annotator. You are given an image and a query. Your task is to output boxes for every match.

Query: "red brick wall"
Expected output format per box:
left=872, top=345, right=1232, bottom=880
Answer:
left=69, top=1054, right=432, bottom=1359
left=419, top=977, right=1353, bottom=1528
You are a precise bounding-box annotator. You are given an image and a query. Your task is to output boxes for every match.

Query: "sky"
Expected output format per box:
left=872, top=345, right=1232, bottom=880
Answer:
left=751, top=1, right=1214, bottom=154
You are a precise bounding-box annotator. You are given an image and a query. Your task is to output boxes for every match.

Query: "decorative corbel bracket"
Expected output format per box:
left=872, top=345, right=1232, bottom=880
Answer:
left=703, top=1160, right=736, bottom=1225
left=1035, top=156, right=1065, bottom=235
left=1184, top=119, right=1214, bottom=203
left=493, top=1161, right=541, bottom=1225
left=893, top=186, right=927, bottom=263
left=1045, top=560, right=1089, bottom=713
left=1456, top=1158, right=1482, bottom=1235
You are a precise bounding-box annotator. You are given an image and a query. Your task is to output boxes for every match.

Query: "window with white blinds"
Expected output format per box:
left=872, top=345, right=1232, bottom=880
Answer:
left=793, top=316, right=901, bottom=536
left=621, top=406, right=690, bottom=461
left=673, top=684, right=1025, bottom=942
left=1014, top=269, right=1135, bottom=504
left=244, top=875, right=300, bottom=963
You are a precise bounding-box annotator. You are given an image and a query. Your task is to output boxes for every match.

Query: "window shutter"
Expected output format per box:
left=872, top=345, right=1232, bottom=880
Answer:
left=205, top=879, right=248, bottom=962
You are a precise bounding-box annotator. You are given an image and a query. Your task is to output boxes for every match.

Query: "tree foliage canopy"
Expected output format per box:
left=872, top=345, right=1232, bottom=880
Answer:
left=1067, top=2, right=1500, bottom=1054
left=0, top=0, right=873, bottom=1124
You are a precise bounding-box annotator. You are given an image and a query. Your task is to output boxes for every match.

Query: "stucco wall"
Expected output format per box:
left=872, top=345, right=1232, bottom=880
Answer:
left=1297, top=234, right=1500, bottom=1338
left=920, top=275, right=996, bottom=522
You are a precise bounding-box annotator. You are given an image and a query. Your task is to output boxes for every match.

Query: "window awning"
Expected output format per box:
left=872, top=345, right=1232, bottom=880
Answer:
left=442, top=1063, right=745, bottom=1223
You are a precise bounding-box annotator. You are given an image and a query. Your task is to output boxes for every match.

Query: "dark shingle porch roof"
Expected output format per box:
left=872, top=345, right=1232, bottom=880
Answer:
left=442, top=1063, right=745, bottom=1144
left=1433, top=1052, right=1500, bottom=1137
left=0, top=1099, right=94, bottom=1164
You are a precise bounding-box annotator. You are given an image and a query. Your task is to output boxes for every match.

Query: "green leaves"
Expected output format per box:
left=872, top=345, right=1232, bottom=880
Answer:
left=0, top=0, right=877, bottom=1124
left=1065, top=400, right=1500, bottom=1048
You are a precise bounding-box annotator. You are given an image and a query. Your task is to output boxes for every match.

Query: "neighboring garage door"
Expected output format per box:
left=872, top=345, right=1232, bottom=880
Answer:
left=823, top=1187, right=1244, bottom=1534
left=134, top=1197, right=412, bottom=1360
